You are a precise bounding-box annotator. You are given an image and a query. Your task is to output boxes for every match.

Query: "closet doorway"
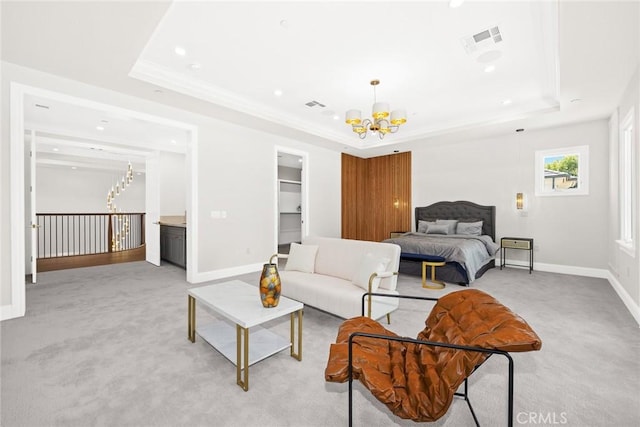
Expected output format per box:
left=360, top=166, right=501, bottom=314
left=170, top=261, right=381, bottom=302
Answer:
left=276, top=149, right=307, bottom=254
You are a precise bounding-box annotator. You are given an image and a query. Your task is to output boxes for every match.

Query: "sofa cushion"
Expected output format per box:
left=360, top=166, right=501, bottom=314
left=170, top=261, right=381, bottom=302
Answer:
left=303, top=237, right=401, bottom=291
left=351, top=253, right=390, bottom=291
left=280, top=270, right=400, bottom=320
left=285, top=243, right=318, bottom=273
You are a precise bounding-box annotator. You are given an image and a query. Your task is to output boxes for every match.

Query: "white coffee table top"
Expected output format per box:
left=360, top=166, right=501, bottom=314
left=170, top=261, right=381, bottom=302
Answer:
left=188, top=280, right=303, bottom=328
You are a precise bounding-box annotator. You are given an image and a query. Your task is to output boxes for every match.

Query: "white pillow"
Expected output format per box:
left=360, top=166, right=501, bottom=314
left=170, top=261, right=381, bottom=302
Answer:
left=352, top=253, right=390, bottom=291
left=284, top=243, right=318, bottom=273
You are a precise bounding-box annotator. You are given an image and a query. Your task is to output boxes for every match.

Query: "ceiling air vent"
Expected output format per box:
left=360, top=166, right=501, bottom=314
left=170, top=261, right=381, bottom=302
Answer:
left=461, top=25, right=502, bottom=55
left=305, top=100, right=326, bottom=108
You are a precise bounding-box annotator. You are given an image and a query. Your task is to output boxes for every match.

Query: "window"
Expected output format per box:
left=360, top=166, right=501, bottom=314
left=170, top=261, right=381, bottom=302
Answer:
left=618, top=109, right=635, bottom=253
left=535, top=145, right=589, bottom=196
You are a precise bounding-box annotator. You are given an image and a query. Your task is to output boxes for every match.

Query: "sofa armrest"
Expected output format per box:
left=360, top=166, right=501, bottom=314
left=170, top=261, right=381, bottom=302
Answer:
left=366, top=271, right=399, bottom=318
left=373, top=271, right=396, bottom=279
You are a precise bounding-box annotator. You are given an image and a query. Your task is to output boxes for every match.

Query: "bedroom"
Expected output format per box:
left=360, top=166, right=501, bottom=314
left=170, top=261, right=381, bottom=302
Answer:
left=0, top=1, right=639, bottom=425
left=1, top=0, right=638, bottom=325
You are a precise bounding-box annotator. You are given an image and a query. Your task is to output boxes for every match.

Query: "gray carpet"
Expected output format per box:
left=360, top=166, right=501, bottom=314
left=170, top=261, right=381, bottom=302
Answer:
left=1, top=261, right=639, bottom=427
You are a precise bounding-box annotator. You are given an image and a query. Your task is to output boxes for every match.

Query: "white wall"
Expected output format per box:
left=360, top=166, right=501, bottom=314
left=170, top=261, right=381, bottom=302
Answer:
left=412, top=119, right=609, bottom=270
left=609, top=65, right=640, bottom=318
left=159, top=152, right=185, bottom=216
left=195, top=122, right=340, bottom=274
left=37, top=166, right=146, bottom=213
left=1, top=61, right=341, bottom=314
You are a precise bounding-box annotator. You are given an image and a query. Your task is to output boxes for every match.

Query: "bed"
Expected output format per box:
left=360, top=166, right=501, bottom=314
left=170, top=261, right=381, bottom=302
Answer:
left=384, top=201, right=499, bottom=285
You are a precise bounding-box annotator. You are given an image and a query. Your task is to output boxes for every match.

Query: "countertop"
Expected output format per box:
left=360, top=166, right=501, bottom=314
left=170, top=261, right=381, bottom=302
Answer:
left=159, top=215, right=186, bottom=228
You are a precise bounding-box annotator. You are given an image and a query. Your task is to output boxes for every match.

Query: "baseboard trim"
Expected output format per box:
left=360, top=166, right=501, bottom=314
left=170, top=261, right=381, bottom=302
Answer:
left=606, top=272, right=640, bottom=327
left=0, top=303, right=23, bottom=321
left=499, top=258, right=608, bottom=278
left=500, top=257, right=639, bottom=327
left=191, top=262, right=263, bottom=284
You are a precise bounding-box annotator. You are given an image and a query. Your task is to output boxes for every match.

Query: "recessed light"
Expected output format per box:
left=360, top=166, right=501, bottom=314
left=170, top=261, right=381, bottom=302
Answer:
left=35, top=103, right=50, bottom=109
left=280, top=20, right=289, bottom=29
left=71, top=166, right=77, bottom=170
left=274, top=89, right=283, bottom=97
left=298, top=158, right=302, bottom=163
left=136, top=172, right=142, bottom=176
left=96, top=126, right=104, bottom=131
left=484, top=65, right=496, bottom=73
left=476, top=50, right=502, bottom=64
left=449, top=0, right=464, bottom=8
left=171, top=139, right=177, bottom=144
left=570, top=98, right=582, bottom=103
left=333, top=114, right=340, bottom=120
left=154, top=89, right=164, bottom=94
left=502, top=99, right=512, bottom=106
left=52, top=148, right=59, bottom=152
left=188, top=63, right=201, bottom=70
left=174, top=46, right=186, bottom=56
left=393, top=150, right=399, bottom=153
left=516, top=128, right=525, bottom=132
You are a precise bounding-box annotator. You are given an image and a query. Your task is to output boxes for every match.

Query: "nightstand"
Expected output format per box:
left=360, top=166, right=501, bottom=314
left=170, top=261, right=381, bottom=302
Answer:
left=500, top=237, right=533, bottom=273
left=389, top=231, right=407, bottom=238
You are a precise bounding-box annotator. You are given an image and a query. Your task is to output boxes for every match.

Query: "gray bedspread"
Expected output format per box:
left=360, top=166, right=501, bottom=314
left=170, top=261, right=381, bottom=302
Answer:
left=384, top=233, right=500, bottom=283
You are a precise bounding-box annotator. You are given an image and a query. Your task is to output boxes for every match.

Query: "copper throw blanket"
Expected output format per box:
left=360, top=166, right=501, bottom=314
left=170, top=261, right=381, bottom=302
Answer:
left=324, top=289, right=542, bottom=422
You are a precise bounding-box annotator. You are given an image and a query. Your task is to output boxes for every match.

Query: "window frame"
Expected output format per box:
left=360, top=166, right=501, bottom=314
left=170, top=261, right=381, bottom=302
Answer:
left=534, top=145, right=589, bottom=197
left=617, top=108, right=635, bottom=256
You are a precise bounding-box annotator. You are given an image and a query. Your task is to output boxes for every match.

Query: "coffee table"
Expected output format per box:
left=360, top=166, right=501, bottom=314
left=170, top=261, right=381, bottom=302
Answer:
left=187, top=280, right=303, bottom=391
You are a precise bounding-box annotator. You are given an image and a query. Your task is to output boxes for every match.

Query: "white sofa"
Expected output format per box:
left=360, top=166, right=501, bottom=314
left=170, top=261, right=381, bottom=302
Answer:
left=278, top=236, right=402, bottom=320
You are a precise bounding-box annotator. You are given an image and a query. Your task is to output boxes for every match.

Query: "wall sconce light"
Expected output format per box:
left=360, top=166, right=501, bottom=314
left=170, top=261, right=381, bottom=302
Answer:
left=516, top=192, right=524, bottom=210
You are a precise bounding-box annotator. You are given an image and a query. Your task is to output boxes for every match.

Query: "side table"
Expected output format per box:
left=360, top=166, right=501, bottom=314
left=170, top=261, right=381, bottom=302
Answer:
left=500, top=237, right=533, bottom=273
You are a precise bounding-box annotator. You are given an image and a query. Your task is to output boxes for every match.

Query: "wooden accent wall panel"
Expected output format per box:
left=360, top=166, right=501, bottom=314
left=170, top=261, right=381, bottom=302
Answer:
left=342, top=152, right=411, bottom=242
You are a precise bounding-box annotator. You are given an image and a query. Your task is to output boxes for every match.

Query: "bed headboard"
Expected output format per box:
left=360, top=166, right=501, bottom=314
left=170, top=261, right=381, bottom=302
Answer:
left=415, top=201, right=496, bottom=241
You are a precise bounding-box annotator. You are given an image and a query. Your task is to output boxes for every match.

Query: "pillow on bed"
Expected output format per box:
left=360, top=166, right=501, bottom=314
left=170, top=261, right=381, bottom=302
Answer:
left=426, top=224, right=449, bottom=235
left=417, top=220, right=436, bottom=233
left=457, top=221, right=483, bottom=236
left=436, top=219, right=458, bottom=235
left=352, top=253, right=390, bottom=291
left=285, top=243, right=318, bottom=273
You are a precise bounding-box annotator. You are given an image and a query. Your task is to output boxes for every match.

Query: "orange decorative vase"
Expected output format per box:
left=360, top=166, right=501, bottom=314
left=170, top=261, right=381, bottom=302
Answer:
left=259, top=254, right=281, bottom=308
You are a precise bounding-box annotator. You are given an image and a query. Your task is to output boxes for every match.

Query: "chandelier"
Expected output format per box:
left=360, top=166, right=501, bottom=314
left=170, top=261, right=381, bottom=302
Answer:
left=345, top=79, right=406, bottom=139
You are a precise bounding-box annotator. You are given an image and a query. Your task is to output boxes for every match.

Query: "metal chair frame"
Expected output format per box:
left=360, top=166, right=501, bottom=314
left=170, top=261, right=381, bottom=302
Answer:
left=347, top=292, right=515, bottom=427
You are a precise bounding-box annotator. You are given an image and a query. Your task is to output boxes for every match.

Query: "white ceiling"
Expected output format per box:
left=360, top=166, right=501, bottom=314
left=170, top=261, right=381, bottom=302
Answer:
left=2, top=1, right=639, bottom=161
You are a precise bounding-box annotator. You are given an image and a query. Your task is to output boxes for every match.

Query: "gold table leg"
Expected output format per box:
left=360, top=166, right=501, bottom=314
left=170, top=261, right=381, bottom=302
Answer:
left=290, top=309, right=303, bottom=361
left=187, top=295, right=196, bottom=343
left=422, top=261, right=446, bottom=289
left=237, top=325, right=249, bottom=391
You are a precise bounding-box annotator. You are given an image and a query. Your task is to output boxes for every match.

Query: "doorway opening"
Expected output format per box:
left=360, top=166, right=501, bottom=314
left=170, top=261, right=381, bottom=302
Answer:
left=276, top=148, right=308, bottom=255
left=6, top=82, right=198, bottom=320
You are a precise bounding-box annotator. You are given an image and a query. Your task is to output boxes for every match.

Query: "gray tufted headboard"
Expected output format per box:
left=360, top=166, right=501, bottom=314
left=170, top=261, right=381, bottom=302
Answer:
left=415, top=201, right=496, bottom=241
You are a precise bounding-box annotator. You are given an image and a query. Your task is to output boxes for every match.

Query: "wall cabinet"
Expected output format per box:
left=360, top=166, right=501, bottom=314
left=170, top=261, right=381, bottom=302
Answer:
left=160, top=225, right=186, bottom=268
left=278, top=179, right=302, bottom=244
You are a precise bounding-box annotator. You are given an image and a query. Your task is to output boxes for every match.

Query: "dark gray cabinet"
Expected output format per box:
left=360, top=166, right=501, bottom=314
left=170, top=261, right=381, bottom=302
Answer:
left=160, top=225, right=186, bottom=268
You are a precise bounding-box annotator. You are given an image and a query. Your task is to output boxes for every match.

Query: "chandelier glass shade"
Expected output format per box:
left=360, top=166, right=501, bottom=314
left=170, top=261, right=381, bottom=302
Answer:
left=345, top=80, right=406, bottom=139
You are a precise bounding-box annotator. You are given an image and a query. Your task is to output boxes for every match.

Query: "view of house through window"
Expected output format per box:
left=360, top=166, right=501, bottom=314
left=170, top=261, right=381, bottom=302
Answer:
left=535, top=145, right=589, bottom=196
